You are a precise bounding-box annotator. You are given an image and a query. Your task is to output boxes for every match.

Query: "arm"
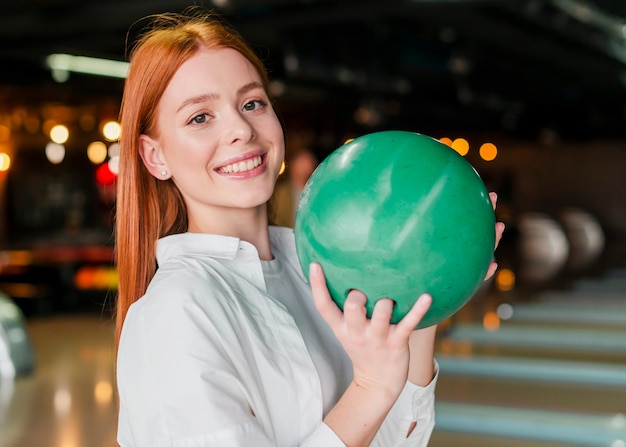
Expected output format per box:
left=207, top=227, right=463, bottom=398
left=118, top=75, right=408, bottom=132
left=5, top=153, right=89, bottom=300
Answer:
left=309, top=262, right=433, bottom=447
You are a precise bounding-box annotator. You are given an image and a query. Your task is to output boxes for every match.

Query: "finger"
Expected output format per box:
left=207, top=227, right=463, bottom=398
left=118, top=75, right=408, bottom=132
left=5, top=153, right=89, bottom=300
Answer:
left=485, top=261, right=498, bottom=281
left=394, top=294, right=432, bottom=336
left=489, top=192, right=498, bottom=210
left=309, top=263, right=343, bottom=329
left=369, top=298, right=394, bottom=338
left=494, top=222, right=505, bottom=248
left=343, top=289, right=368, bottom=332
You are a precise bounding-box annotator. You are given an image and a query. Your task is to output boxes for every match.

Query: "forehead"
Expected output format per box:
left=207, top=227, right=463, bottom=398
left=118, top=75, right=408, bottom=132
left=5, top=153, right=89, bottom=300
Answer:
left=161, top=47, right=263, bottom=105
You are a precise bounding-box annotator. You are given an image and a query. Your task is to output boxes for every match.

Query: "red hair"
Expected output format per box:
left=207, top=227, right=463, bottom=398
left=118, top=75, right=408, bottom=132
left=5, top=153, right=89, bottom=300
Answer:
left=115, top=8, right=270, bottom=347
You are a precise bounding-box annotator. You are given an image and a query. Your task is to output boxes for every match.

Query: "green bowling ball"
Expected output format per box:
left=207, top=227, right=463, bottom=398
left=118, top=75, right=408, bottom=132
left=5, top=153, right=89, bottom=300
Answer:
left=294, top=130, right=495, bottom=327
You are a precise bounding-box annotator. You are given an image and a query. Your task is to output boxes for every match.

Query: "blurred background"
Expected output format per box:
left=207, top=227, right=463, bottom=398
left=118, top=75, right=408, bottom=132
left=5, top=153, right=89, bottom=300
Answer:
left=0, top=0, right=625, bottom=446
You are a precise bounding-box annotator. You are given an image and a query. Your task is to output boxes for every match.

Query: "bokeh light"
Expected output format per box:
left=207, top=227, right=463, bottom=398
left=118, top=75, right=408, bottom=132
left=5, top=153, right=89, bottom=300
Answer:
left=480, top=142, right=498, bottom=161
left=483, top=311, right=501, bottom=331
left=87, top=141, right=107, bottom=164
left=45, top=142, right=65, bottom=164
left=95, top=163, right=116, bottom=186
left=50, top=124, right=69, bottom=144
left=0, top=153, right=11, bottom=171
left=451, top=138, right=469, bottom=156
left=495, top=268, right=516, bottom=291
left=439, top=137, right=452, bottom=147
left=102, top=120, right=121, bottom=141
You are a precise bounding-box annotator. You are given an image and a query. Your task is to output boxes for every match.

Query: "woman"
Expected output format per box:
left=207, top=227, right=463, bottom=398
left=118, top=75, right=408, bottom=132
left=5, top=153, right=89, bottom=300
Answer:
left=115, top=8, right=503, bottom=447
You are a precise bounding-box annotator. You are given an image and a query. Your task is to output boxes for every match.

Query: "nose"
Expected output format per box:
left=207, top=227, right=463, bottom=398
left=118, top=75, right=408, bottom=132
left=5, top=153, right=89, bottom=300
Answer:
left=223, top=108, right=254, bottom=145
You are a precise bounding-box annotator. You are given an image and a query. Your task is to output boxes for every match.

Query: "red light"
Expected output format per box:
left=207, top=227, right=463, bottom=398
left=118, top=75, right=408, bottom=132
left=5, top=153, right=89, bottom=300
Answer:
left=95, top=163, right=116, bottom=185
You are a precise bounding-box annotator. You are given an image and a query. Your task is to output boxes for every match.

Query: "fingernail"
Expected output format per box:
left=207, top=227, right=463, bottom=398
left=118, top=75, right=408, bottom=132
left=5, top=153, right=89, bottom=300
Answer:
left=420, top=294, right=432, bottom=305
left=309, top=262, right=320, bottom=275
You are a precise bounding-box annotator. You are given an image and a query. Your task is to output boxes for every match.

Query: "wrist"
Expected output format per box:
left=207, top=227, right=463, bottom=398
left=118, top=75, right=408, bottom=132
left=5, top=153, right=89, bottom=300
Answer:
left=350, top=375, right=405, bottom=404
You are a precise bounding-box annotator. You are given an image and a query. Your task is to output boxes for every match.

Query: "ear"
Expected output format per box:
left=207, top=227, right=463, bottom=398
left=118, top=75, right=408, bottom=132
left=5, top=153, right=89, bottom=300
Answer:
left=139, top=134, right=170, bottom=180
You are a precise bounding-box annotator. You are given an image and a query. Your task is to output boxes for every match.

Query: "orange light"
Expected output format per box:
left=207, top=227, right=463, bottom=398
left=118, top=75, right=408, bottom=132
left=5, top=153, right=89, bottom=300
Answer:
left=439, top=137, right=452, bottom=147
left=451, top=138, right=469, bottom=156
left=483, top=311, right=501, bottom=331
left=74, top=267, right=95, bottom=289
left=74, top=266, right=118, bottom=290
left=479, top=142, right=498, bottom=161
left=495, top=268, right=515, bottom=291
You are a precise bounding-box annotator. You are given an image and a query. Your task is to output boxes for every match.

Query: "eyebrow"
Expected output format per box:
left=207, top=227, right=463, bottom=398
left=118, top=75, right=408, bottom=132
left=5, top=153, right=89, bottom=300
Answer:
left=176, top=82, right=265, bottom=113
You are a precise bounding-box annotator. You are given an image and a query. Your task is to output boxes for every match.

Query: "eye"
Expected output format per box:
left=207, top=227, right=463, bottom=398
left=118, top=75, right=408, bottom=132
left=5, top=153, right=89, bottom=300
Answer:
left=189, top=113, right=210, bottom=125
left=243, top=99, right=267, bottom=112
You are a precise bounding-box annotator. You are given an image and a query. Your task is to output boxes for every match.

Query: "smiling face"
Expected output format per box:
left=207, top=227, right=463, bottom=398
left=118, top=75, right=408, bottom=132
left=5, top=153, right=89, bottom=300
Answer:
left=139, top=46, right=285, bottom=233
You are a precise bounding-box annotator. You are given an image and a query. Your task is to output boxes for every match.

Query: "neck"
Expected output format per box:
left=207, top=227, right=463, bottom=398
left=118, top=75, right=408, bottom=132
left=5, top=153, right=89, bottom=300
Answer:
left=187, top=205, right=273, bottom=260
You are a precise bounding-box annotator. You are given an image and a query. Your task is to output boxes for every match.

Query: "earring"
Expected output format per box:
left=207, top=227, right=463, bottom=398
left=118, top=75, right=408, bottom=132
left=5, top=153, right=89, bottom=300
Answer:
left=161, top=170, right=168, bottom=177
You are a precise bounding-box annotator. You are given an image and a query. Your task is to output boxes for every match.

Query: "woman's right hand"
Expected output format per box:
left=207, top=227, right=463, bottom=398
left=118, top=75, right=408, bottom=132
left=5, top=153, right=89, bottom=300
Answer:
left=309, top=262, right=432, bottom=397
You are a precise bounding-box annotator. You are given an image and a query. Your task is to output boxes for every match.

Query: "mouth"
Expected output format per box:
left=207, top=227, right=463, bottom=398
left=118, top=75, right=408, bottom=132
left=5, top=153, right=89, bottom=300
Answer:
left=216, top=154, right=264, bottom=174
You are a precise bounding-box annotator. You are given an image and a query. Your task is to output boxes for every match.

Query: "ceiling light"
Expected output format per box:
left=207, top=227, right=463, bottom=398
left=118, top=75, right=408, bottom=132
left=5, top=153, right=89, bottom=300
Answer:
left=45, top=54, right=129, bottom=81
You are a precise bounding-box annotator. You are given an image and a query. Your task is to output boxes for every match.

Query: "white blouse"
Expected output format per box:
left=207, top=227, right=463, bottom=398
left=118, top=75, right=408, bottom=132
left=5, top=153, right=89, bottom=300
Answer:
left=117, top=226, right=437, bottom=446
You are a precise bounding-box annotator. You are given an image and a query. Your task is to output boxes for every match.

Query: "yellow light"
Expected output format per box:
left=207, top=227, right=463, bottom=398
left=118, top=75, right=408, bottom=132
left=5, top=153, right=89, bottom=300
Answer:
left=495, top=268, right=516, bottom=291
left=102, top=121, right=121, bottom=141
left=94, top=381, right=113, bottom=406
left=278, top=160, right=286, bottom=176
left=87, top=141, right=107, bottom=164
left=479, top=142, right=498, bottom=161
left=343, top=138, right=354, bottom=145
left=50, top=124, right=69, bottom=144
left=0, top=153, right=10, bottom=171
left=439, top=137, right=452, bottom=147
left=93, top=268, right=111, bottom=289
left=451, top=138, right=469, bottom=156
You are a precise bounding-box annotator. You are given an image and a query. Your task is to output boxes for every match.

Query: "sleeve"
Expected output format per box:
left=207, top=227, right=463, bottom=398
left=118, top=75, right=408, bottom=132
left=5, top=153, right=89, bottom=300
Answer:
left=301, top=424, right=346, bottom=446
left=369, top=361, right=439, bottom=447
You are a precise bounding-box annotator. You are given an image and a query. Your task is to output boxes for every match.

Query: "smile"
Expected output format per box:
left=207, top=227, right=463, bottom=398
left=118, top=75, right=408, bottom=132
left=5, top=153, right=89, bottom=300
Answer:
left=217, top=155, right=263, bottom=174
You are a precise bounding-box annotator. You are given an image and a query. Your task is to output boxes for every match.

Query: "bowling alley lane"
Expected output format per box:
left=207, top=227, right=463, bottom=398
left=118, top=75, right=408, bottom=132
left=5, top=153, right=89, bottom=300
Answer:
left=429, top=270, right=626, bottom=446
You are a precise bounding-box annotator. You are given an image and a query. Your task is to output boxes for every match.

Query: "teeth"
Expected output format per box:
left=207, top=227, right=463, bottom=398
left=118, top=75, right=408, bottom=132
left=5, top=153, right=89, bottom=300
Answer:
left=219, top=156, right=262, bottom=174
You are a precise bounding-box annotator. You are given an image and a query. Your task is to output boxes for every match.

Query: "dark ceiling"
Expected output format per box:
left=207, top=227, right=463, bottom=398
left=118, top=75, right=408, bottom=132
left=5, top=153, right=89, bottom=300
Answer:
left=2, top=0, right=626, bottom=143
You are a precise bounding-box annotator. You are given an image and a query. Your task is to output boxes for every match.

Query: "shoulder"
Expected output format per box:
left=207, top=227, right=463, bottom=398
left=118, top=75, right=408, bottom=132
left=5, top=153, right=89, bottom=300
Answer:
left=122, top=257, right=234, bottom=339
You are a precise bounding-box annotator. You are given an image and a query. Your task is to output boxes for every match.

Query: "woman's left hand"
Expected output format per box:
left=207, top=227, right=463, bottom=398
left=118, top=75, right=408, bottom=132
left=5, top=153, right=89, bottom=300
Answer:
left=485, top=192, right=505, bottom=281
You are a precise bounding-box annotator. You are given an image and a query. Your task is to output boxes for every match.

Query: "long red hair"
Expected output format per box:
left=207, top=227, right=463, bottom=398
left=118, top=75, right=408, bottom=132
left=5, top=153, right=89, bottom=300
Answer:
left=115, top=8, right=270, bottom=347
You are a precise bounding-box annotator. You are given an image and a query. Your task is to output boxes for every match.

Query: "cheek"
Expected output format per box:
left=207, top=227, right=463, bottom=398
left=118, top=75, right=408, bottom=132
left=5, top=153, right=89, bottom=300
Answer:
left=166, top=137, right=215, bottom=171
left=268, top=122, right=285, bottom=161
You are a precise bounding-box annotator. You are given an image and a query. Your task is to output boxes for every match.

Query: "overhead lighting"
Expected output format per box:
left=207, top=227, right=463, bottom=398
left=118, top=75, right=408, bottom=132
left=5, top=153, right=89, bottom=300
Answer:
left=45, top=54, right=129, bottom=81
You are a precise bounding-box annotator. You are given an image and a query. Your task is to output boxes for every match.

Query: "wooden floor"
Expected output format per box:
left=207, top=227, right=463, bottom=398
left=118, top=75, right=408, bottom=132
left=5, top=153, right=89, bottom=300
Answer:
left=1, top=265, right=625, bottom=447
